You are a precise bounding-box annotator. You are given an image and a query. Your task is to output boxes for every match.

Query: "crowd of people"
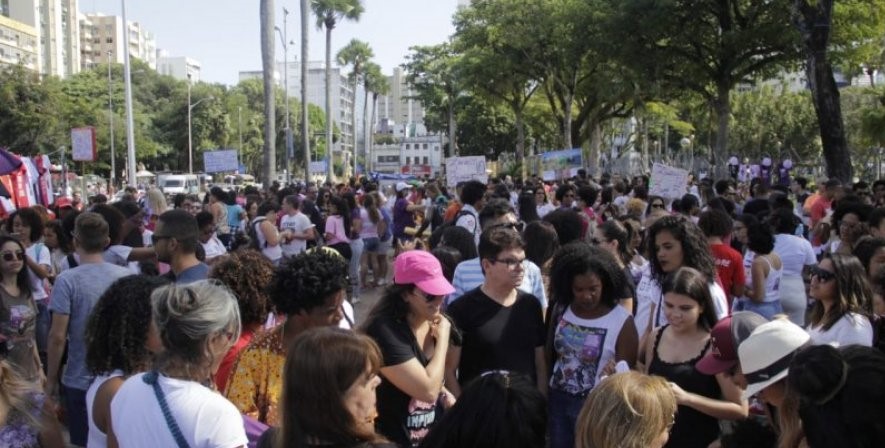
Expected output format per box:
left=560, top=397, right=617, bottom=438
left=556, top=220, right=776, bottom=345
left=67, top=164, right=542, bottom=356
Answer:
left=1, top=171, right=885, bottom=448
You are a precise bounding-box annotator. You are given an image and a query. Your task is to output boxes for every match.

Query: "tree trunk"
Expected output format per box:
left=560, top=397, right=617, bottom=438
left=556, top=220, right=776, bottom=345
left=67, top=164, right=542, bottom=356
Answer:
left=325, top=24, right=335, bottom=182
left=300, top=0, right=310, bottom=182
left=713, top=82, right=730, bottom=180
left=447, top=92, right=457, bottom=157
left=794, top=0, right=852, bottom=183
left=370, top=93, right=378, bottom=173
left=515, top=106, right=526, bottom=180
left=588, top=119, right=602, bottom=176
left=260, top=0, right=276, bottom=187
left=351, top=74, right=358, bottom=179
left=563, top=90, right=573, bottom=149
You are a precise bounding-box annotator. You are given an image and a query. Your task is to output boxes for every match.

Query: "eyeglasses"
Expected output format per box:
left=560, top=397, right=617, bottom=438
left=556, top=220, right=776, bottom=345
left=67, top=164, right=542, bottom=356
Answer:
left=651, top=203, right=664, bottom=209
left=491, top=257, right=526, bottom=269
left=0, top=251, right=24, bottom=262
left=414, top=288, right=443, bottom=303
left=492, top=221, right=525, bottom=232
left=151, top=234, right=172, bottom=245
left=810, top=265, right=836, bottom=283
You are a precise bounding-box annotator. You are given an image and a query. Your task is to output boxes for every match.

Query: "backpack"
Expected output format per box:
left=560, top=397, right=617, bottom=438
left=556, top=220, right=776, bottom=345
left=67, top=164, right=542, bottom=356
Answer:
left=248, top=217, right=268, bottom=250
left=433, top=208, right=478, bottom=243
left=429, top=197, right=448, bottom=229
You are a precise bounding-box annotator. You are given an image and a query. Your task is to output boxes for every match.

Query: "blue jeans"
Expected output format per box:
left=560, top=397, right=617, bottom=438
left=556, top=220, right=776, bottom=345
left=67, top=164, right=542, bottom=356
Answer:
left=734, top=299, right=783, bottom=320
left=63, top=385, right=89, bottom=446
left=548, top=388, right=588, bottom=448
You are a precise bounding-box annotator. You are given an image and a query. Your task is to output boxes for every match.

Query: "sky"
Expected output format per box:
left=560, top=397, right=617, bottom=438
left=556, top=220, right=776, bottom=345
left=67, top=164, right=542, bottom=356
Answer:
left=84, top=0, right=461, bottom=85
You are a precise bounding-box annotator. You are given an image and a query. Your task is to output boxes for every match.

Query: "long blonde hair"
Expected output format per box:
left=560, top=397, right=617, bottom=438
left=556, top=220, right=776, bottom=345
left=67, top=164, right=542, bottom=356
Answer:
left=0, top=359, right=43, bottom=429
left=576, top=372, right=676, bottom=448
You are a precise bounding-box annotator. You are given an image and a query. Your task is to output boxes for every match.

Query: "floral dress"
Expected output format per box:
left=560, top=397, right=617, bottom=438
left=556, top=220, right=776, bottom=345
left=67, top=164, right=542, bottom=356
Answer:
left=0, top=392, right=45, bottom=448
left=224, top=325, right=286, bottom=425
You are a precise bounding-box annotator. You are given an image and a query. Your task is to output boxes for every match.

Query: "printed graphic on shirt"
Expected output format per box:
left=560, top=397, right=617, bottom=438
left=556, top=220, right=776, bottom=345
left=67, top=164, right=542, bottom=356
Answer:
left=1, top=304, right=35, bottom=347
left=551, top=322, right=608, bottom=395
left=406, top=397, right=437, bottom=447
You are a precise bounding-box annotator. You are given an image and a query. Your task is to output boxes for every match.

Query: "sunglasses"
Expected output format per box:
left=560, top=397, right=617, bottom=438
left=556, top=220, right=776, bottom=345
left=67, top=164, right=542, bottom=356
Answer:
left=493, top=221, right=526, bottom=232
left=810, top=265, right=836, bottom=282
left=414, top=288, right=443, bottom=303
left=0, top=251, right=23, bottom=262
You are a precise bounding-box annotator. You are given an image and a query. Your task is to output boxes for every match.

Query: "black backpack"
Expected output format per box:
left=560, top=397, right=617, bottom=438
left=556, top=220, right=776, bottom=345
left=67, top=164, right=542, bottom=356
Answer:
left=248, top=217, right=268, bottom=250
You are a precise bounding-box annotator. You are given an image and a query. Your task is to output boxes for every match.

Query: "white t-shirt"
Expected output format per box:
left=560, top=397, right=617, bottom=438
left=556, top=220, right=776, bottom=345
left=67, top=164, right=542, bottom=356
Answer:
left=202, top=235, right=227, bottom=261
left=807, top=313, right=873, bottom=347
left=279, top=212, right=313, bottom=256
left=86, top=369, right=123, bottom=448
left=774, top=234, right=816, bottom=277
left=110, top=372, right=248, bottom=448
left=26, top=243, right=51, bottom=301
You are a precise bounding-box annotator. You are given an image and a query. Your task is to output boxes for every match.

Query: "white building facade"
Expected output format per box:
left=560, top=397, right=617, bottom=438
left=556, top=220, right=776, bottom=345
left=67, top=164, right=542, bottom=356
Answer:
left=157, top=54, right=201, bottom=83
left=7, top=0, right=80, bottom=77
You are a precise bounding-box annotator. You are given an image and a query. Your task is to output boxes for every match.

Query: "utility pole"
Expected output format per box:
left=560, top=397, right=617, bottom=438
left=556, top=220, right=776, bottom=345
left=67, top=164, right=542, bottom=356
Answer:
left=107, top=51, right=116, bottom=190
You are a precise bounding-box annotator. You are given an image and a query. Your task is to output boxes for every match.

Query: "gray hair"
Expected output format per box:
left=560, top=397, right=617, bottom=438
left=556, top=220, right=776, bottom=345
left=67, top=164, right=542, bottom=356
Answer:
left=151, top=280, right=241, bottom=366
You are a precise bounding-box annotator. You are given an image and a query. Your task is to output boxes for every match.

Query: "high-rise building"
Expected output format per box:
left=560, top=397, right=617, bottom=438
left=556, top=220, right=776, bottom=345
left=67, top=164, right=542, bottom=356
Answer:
left=278, top=60, right=364, bottom=157
left=0, top=14, right=39, bottom=72
left=377, top=66, right=424, bottom=135
left=157, top=53, right=201, bottom=83
left=6, top=0, right=81, bottom=77
left=79, top=13, right=156, bottom=70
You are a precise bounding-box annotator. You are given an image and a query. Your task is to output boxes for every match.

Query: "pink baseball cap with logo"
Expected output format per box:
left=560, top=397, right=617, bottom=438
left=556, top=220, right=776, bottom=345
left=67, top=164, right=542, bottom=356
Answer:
left=394, top=250, right=455, bottom=296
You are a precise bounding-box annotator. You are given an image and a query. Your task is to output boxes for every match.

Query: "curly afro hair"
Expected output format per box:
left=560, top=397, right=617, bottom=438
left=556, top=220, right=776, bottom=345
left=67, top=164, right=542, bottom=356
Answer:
left=85, top=275, right=170, bottom=375
left=209, top=251, right=275, bottom=326
left=268, top=249, right=349, bottom=316
left=549, top=242, right=625, bottom=309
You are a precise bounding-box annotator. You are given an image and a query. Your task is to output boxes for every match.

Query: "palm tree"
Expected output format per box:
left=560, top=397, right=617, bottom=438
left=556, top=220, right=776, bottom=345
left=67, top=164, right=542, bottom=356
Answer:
left=363, top=62, right=388, bottom=173
left=260, top=0, right=276, bottom=186
left=300, top=0, right=310, bottom=182
left=337, top=39, right=374, bottom=177
left=311, top=0, right=364, bottom=182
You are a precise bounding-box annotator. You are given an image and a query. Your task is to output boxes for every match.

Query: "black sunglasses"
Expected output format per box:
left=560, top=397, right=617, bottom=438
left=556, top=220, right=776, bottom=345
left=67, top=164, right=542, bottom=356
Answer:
left=1, top=251, right=24, bottom=262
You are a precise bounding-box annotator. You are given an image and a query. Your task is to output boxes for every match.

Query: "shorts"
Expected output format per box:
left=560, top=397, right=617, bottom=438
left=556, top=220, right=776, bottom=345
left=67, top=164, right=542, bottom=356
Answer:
left=363, top=237, right=380, bottom=253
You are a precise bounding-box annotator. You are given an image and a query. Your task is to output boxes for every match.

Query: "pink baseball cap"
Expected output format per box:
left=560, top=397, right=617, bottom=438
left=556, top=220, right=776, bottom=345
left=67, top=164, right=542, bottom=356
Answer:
left=394, top=250, right=455, bottom=296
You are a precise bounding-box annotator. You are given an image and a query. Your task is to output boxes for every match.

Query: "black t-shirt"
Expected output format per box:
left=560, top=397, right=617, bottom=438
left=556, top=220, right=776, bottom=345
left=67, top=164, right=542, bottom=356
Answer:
left=364, top=315, right=441, bottom=448
left=621, top=265, right=637, bottom=302
left=447, top=287, right=546, bottom=387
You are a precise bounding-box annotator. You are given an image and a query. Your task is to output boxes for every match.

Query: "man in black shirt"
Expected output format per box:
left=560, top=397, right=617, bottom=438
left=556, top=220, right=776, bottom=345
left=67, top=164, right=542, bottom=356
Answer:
left=445, top=226, right=547, bottom=397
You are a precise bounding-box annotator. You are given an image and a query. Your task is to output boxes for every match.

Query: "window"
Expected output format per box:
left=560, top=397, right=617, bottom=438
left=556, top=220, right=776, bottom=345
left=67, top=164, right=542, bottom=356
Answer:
left=423, top=143, right=428, bottom=149
left=406, top=157, right=411, bottom=165
left=405, top=144, right=410, bottom=150
left=423, top=157, right=428, bottom=165
left=106, top=37, right=113, bottom=43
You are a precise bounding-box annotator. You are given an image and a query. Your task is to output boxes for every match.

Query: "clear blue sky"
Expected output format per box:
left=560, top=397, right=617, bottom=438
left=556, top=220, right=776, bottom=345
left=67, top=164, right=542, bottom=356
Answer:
left=84, top=0, right=459, bottom=85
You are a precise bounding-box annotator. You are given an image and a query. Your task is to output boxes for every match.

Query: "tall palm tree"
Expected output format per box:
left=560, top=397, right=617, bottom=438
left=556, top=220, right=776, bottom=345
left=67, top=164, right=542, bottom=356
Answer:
left=337, top=39, right=373, bottom=177
left=300, top=0, right=310, bottom=181
left=311, top=0, right=364, bottom=182
left=363, top=62, right=388, bottom=173
left=260, top=0, right=276, bottom=186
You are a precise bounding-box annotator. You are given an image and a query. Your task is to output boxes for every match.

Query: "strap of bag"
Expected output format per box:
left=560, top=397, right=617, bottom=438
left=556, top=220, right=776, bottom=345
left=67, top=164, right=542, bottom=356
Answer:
left=143, top=371, right=191, bottom=448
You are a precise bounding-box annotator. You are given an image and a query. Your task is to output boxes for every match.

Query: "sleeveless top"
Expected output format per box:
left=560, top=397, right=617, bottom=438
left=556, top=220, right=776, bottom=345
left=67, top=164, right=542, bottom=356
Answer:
left=214, top=202, right=230, bottom=234
left=759, top=256, right=782, bottom=303
left=647, top=325, right=720, bottom=448
left=550, top=306, right=631, bottom=395
left=86, top=369, right=124, bottom=448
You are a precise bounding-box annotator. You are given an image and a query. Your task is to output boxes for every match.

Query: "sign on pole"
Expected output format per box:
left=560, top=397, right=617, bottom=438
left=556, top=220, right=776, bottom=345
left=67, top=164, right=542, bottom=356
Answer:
left=445, top=156, right=488, bottom=187
left=71, top=127, right=97, bottom=162
left=202, top=149, right=239, bottom=173
left=649, top=163, right=689, bottom=199
left=309, top=160, right=327, bottom=174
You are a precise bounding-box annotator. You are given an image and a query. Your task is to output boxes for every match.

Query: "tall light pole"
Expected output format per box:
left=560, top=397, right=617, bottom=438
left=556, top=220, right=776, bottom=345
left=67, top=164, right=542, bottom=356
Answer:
left=121, top=0, right=137, bottom=187
left=275, top=8, right=293, bottom=184
left=107, top=51, right=116, bottom=191
left=187, top=74, right=214, bottom=174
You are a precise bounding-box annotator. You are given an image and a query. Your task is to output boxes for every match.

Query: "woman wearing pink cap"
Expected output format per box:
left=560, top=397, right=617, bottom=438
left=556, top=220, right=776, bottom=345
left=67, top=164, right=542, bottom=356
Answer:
left=361, top=250, right=456, bottom=447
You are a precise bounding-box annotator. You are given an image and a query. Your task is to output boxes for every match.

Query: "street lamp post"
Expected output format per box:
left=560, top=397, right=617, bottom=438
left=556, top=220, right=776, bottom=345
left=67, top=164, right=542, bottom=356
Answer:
left=121, top=0, right=137, bottom=187
left=187, top=74, right=214, bottom=174
left=107, top=51, right=116, bottom=191
left=275, top=8, right=293, bottom=185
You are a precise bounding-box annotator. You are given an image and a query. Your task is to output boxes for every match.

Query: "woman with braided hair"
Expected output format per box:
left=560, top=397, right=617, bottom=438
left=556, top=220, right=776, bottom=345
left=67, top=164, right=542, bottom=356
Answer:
left=84, top=274, right=169, bottom=448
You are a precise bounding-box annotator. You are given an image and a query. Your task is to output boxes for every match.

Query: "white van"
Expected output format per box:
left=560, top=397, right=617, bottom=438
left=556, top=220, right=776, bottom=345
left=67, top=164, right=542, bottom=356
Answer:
left=160, top=174, right=200, bottom=195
